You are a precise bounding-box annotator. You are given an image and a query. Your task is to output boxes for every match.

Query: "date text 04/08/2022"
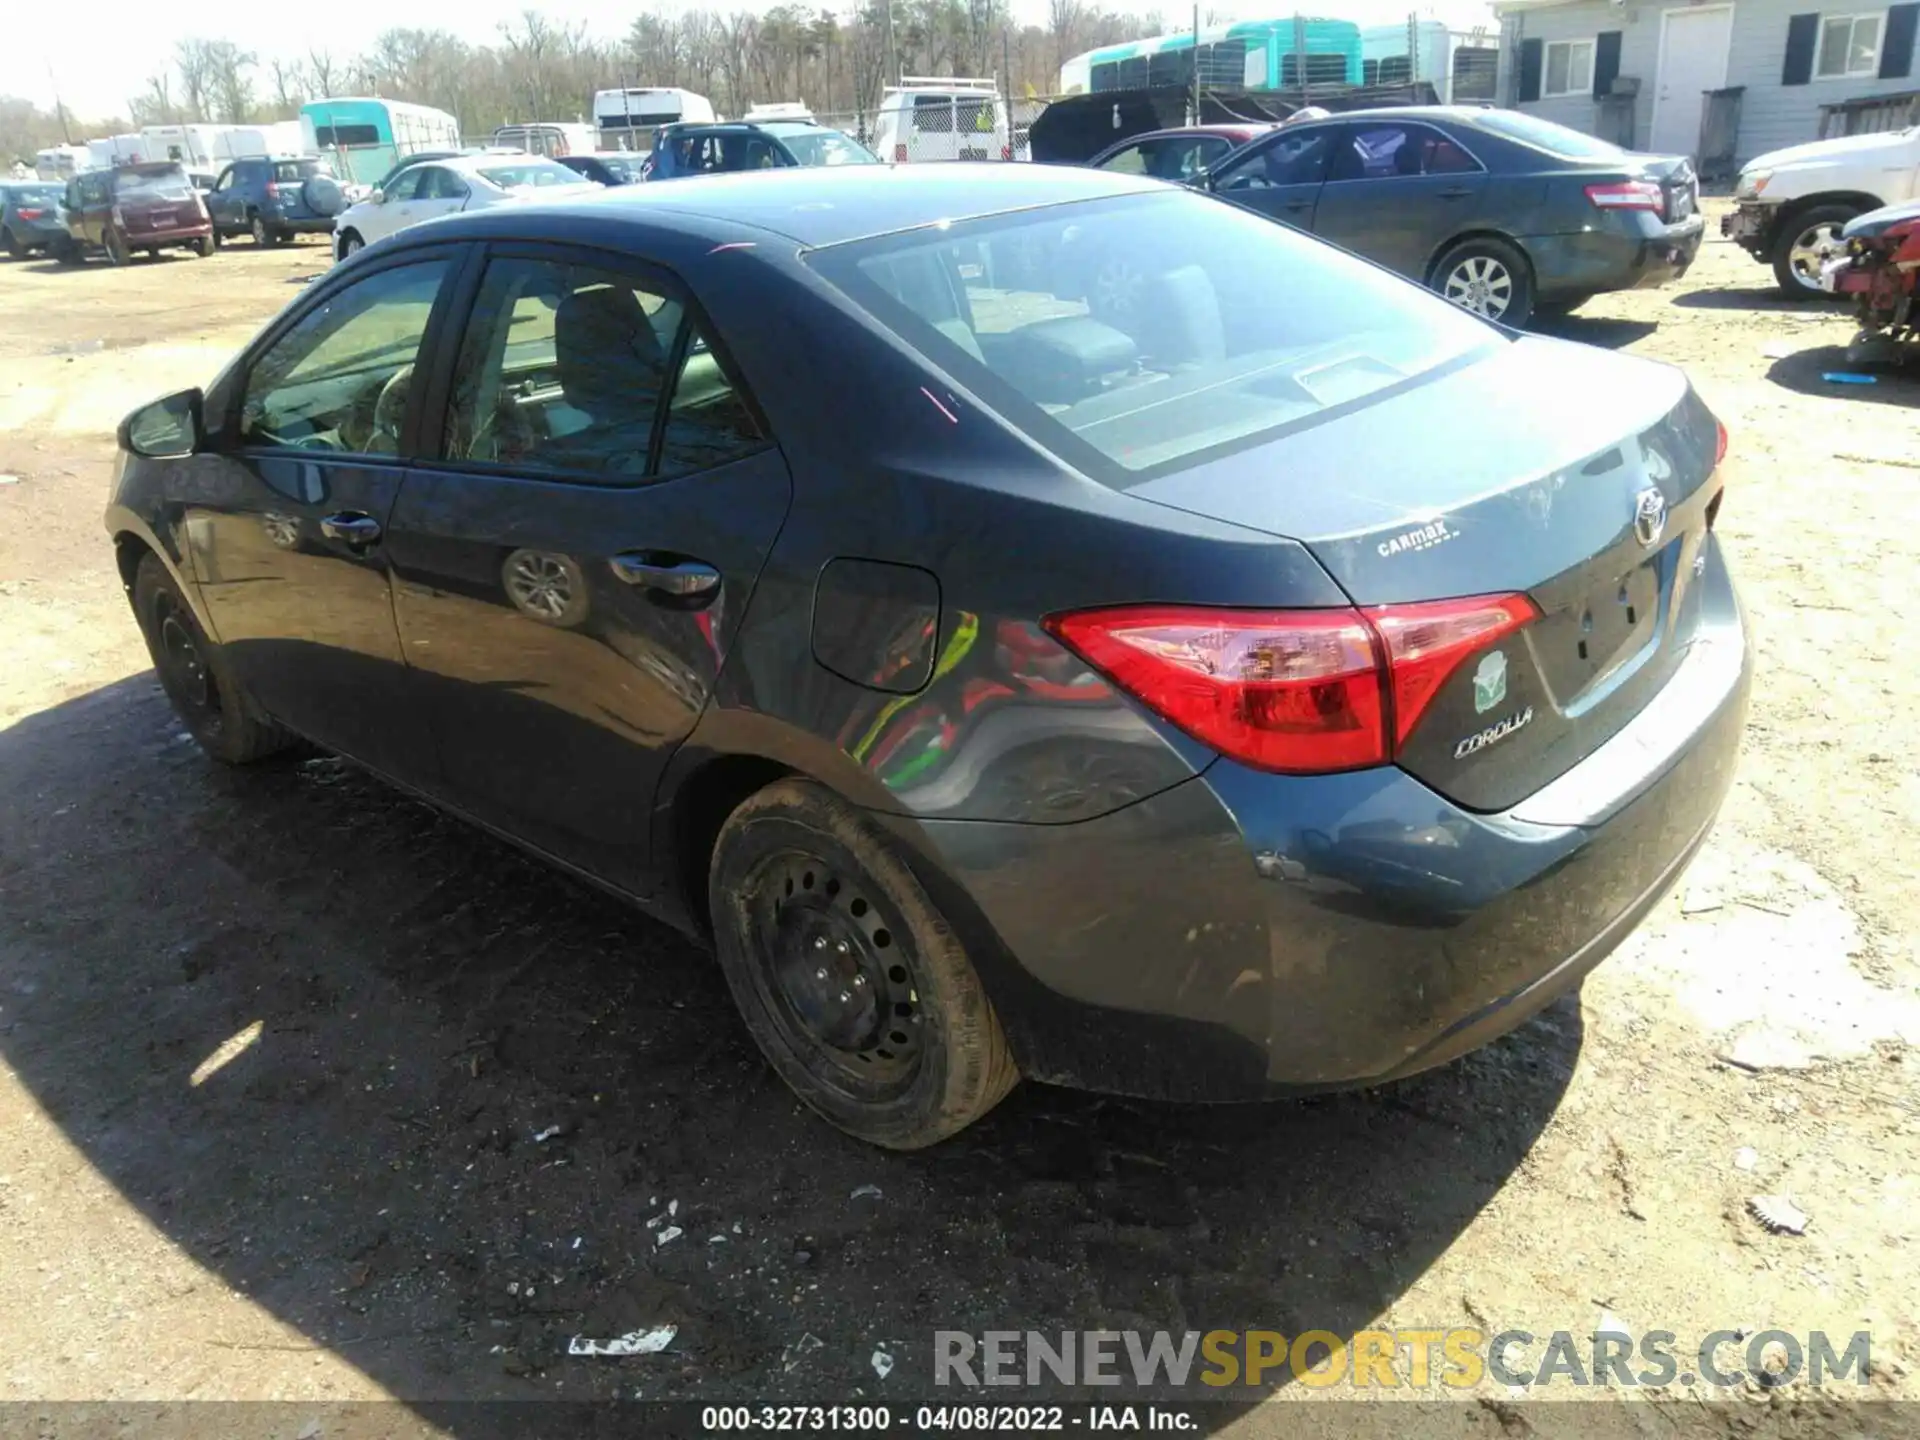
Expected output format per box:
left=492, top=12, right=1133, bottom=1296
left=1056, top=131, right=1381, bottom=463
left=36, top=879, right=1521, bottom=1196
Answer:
left=698, top=1404, right=1197, bottom=1431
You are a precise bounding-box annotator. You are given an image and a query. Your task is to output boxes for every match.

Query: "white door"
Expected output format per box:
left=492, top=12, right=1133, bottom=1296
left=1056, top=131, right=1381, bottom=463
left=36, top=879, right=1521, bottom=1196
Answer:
left=1651, top=5, right=1735, bottom=156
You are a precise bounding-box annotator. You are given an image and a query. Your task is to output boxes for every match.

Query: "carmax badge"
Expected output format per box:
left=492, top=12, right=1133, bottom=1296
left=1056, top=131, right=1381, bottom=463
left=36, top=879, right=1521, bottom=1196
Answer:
left=1454, top=706, right=1534, bottom=759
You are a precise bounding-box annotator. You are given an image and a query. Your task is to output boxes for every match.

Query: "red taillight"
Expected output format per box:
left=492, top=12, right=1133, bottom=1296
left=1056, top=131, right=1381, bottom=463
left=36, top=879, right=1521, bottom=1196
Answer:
left=1585, top=180, right=1664, bottom=217
left=893, top=143, right=909, bottom=162
left=1365, top=594, right=1538, bottom=751
left=1046, top=594, right=1538, bottom=774
left=17, top=206, right=45, bottom=220
left=1045, top=606, right=1386, bottom=772
left=1713, top=419, right=1728, bottom=469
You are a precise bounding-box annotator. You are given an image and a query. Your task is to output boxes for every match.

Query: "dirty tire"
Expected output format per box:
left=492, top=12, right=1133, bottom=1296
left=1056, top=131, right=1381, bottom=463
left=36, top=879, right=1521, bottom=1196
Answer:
left=1431, top=235, right=1534, bottom=329
left=1, top=228, right=19, bottom=259
left=131, top=553, right=295, bottom=766
left=709, top=778, right=1019, bottom=1149
left=1771, top=204, right=1857, bottom=297
left=192, top=234, right=214, bottom=258
left=250, top=213, right=272, bottom=247
left=54, top=235, right=80, bottom=266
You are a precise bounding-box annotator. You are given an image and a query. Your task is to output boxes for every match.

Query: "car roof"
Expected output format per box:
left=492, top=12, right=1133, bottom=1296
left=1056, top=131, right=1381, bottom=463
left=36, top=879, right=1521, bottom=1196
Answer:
left=1117, top=124, right=1277, bottom=143
left=1296, top=105, right=1500, bottom=127
left=422, top=161, right=1164, bottom=249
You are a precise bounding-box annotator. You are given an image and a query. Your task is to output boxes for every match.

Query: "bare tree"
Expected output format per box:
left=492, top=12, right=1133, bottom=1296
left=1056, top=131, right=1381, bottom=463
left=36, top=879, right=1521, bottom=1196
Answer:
left=307, top=48, right=340, bottom=98
left=174, top=39, right=215, bottom=121
left=268, top=58, right=306, bottom=112
left=204, top=41, right=259, bottom=124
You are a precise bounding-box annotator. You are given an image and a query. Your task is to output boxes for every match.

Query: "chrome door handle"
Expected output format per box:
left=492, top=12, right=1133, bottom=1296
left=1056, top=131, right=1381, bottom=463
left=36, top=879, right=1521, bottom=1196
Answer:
left=610, top=553, right=720, bottom=598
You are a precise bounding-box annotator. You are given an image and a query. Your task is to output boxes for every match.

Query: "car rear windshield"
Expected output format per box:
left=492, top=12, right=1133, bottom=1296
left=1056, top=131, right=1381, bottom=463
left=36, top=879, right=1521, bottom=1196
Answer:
left=767, top=126, right=879, bottom=166
left=1472, top=111, right=1626, bottom=160
left=114, top=168, right=194, bottom=202
left=475, top=160, right=582, bottom=189
left=274, top=160, right=332, bottom=182
left=808, top=190, right=1498, bottom=481
left=594, top=155, right=641, bottom=181
left=10, top=186, right=61, bottom=206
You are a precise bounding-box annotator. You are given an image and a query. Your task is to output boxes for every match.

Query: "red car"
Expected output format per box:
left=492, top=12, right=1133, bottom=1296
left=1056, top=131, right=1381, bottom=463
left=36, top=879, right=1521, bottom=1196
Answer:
left=59, top=162, right=213, bottom=265
left=1085, top=123, right=1279, bottom=182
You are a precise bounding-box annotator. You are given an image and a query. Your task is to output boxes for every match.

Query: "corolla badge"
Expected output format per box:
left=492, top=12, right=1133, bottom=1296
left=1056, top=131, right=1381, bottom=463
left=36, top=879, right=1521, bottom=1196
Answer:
left=1455, top=706, right=1534, bottom=759
left=1633, top=487, right=1668, bottom=549
left=1472, top=650, right=1508, bottom=714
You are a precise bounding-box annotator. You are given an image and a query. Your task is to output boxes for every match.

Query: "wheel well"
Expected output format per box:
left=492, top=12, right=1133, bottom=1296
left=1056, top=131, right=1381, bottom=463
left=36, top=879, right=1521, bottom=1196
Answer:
left=113, top=532, right=156, bottom=597
left=672, top=754, right=796, bottom=936
left=1425, top=229, right=1532, bottom=288
left=1776, top=192, right=1882, bottom=225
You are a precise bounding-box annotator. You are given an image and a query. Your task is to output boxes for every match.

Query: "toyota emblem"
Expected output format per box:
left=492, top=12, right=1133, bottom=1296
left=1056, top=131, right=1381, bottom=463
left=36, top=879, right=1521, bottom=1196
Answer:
left=1633, top=487, right=1667, bottom=548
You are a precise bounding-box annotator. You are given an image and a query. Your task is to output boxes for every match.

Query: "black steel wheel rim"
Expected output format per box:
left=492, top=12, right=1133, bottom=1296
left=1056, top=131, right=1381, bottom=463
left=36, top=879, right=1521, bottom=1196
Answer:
left=153, top=595, right=219, bottom=728
left=747, top=850, right=923, bottom=1088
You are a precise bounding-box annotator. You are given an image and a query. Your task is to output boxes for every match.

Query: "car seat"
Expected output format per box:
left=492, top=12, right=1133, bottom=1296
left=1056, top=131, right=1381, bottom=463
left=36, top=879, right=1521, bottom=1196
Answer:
left=548, top=285, right=668, bottom=473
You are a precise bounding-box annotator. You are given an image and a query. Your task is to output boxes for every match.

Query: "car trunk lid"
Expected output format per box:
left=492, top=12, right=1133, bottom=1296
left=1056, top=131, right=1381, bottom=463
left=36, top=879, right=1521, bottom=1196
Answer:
left=1128, top=336, right=1726, bottom=811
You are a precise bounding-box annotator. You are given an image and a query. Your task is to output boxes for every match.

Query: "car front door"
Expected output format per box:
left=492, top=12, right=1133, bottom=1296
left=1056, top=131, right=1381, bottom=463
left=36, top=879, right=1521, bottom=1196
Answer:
left=1309, top=121, right=1490, bottom=279
left=207, top=165, right=239, bottom=232
left=73, top=173, right=109, bottom=247
left=183, top=248, right=461, bottom=778
left=371, top=166, right=452, bottom=241
left=1207, top=125, right=1334, bottom=231
left=383, top=245, right=792, bottom=896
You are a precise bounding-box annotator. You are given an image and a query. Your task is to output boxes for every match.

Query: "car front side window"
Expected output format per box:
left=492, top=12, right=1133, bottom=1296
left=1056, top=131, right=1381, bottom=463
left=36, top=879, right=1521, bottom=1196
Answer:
left=238, top=260, right=451, bottom=454
left=1216, top=128, right=1332, bottom=190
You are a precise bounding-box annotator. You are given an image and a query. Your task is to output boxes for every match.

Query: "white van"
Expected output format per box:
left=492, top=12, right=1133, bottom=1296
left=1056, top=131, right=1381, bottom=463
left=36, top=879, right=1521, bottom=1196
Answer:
left=871, top=77, right=1009, bottom=163
left=743, top=102, right=815, bottom=124
left=593, top=89, right=717, bottom=151
left=491, top=122, right=599, bottom=158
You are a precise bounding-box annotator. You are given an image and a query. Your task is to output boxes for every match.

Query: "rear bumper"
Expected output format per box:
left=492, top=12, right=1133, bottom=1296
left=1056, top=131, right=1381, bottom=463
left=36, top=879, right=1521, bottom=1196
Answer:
left=903, top=538, right=1749, bottom=1101
left=1526, top=214, right=1705, bottom=300
left=122, top=224, right=212, bottom=247
left=268, top=214, right=337, bottom=234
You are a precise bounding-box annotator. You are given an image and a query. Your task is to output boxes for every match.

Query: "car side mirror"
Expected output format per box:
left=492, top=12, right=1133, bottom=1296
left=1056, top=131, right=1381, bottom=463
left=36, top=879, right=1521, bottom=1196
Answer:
left=368, top=188, right=386, bottom=204
left=120, top=388, right=204, bottom=459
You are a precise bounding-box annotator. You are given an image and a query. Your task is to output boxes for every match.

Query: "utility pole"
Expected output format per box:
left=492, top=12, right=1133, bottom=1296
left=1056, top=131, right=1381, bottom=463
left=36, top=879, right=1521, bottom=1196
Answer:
left=46, top=61, right=74, bottom=143
left=1191, top=3, right=1201, bottom=124
left=1294, top=13, right=1310, bottom=106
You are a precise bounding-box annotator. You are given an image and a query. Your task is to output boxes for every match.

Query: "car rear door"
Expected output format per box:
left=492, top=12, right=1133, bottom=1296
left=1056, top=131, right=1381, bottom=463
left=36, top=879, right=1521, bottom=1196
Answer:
left=1208, top=125, right=1333, bottom=231
left=383, top=242, right=793, bottom=897
left=1309, top=121, right=1490, bottom=279
left=182, top=246, right=463, bottom=779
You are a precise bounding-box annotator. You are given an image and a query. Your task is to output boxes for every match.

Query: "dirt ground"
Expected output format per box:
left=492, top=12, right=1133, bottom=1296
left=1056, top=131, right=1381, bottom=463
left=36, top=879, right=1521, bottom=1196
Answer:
left=1, top=214, right=1918, bottom=1435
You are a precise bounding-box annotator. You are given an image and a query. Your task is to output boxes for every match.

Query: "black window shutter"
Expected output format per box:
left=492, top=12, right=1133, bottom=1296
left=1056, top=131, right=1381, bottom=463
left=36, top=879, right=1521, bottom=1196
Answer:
left=1783, top=13, right=1820, bottom=84
left=1519, top=38, right=1545, bottom=101
left=1882, top=3, right=1919, bottom=77
left=1593, top=31, right=1623, bottom=96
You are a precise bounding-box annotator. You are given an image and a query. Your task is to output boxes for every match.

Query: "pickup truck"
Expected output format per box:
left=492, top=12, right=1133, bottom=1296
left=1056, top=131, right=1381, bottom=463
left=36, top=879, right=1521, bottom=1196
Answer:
left=1721, top=127, right=1920, bottom=296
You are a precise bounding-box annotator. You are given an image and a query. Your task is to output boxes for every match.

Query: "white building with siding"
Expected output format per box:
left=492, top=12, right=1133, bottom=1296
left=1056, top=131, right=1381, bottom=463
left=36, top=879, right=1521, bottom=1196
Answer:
left=1492, top=0, right=1919, bottom=166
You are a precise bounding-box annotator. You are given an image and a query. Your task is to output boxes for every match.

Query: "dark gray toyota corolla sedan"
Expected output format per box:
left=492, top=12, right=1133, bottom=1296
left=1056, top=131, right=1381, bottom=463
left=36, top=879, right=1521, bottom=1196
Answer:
left=105, top=163, right=1749, bottom=1148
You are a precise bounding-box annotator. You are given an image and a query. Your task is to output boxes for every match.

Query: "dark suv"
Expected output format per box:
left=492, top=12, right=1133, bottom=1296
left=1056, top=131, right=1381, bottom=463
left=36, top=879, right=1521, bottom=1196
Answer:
left=647, top=121, right=877, bottom=180
left=62, top=163, right=212, bottom=264
left=205, top=156, right=348, bottom=246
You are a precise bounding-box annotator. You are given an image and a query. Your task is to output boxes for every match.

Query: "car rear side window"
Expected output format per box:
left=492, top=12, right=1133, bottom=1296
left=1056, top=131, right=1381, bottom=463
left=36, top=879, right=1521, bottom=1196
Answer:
left=810, top=190, right=1497, bottom=482
left=239, top=260, right=450, bottom=453
left=1328, top=123, right=1483, bottom=182
left=443, top=256, right=767, bottom=482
